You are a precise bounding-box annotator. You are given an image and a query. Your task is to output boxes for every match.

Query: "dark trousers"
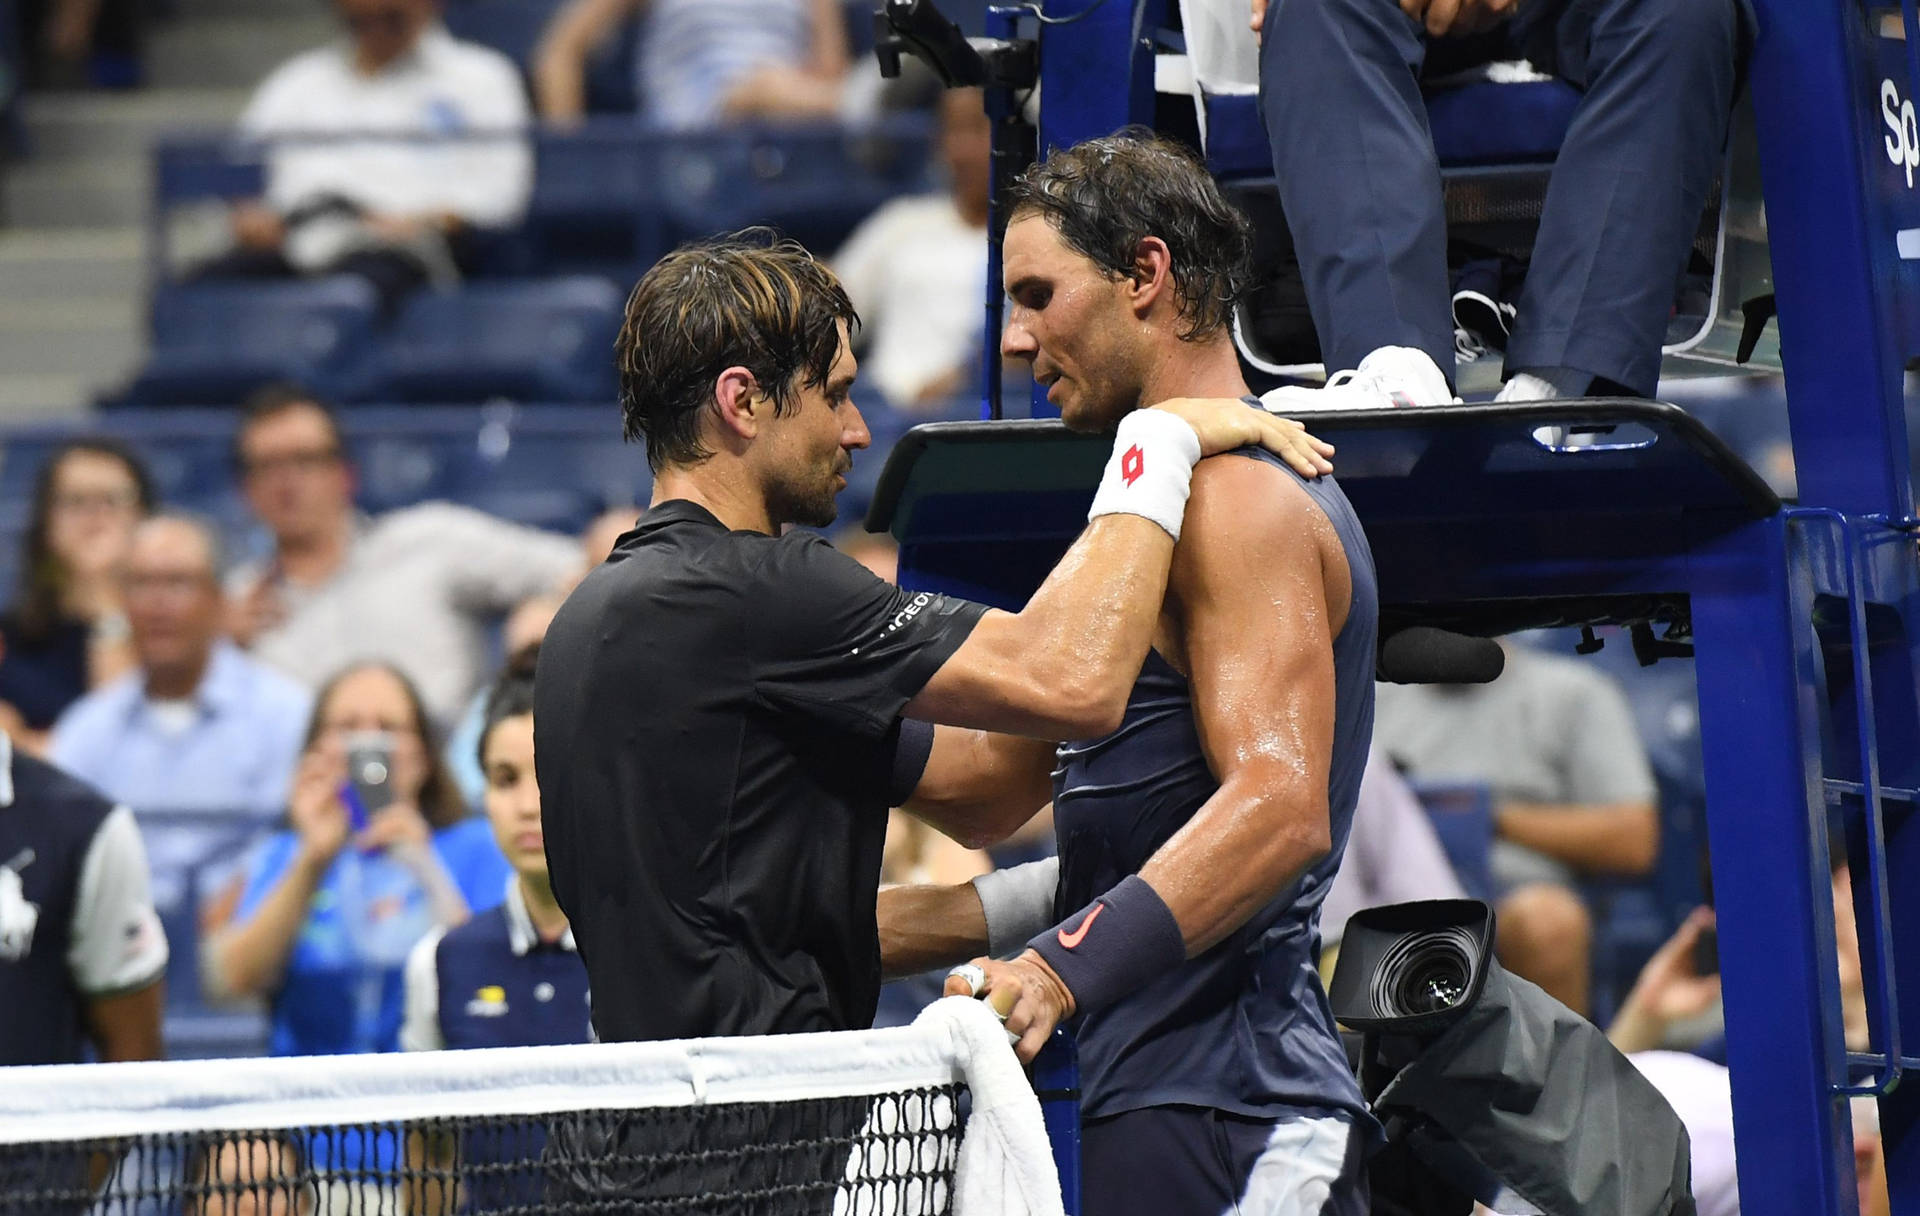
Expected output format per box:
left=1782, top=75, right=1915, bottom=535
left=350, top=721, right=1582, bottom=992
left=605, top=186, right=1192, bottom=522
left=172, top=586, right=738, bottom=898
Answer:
left=1258, top=0, right=1749, bottom=395
left=1080, top=1104, right=1370, bottom=1216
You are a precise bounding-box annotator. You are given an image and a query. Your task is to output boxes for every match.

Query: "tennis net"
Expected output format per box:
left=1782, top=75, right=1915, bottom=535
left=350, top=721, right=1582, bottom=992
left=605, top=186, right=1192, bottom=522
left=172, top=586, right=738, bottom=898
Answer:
left=0, top=998, right=1061, bottom=1216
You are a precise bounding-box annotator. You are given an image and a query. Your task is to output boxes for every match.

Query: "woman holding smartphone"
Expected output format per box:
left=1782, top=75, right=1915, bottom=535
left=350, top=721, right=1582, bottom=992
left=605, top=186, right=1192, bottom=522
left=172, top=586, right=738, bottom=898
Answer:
left=203, top=661, right=507, bottom=1056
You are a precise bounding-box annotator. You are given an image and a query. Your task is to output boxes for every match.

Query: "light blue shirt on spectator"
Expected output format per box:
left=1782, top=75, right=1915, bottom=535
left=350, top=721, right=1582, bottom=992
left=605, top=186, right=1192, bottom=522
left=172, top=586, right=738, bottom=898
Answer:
left=236, top=817, right=510, bottom=1057
left=49, top=641, right=314, bottom=908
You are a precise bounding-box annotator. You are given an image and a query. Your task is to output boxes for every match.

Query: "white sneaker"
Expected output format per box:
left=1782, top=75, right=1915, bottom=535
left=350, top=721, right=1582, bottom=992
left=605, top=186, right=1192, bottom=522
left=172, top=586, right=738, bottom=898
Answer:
left=1258, top=346, right=1459, bottom=413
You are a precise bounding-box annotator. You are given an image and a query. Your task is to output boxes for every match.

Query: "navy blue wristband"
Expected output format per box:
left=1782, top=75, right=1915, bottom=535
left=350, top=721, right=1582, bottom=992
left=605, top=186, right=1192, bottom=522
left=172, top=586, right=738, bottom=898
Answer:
left=1029, top=874, right=1187, bottom=1017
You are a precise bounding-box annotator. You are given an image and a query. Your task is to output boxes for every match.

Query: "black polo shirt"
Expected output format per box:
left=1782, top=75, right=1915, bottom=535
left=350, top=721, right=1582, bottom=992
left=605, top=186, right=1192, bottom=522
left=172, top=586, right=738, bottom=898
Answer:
left=535, top=500, right=986, bottom=1043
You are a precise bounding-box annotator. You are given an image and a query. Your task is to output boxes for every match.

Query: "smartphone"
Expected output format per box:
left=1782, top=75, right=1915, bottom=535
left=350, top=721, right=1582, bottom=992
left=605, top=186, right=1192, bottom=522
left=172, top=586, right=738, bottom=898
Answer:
left=1692, top=925, right=1719, bottom=977
left=342, top=730, right=398, bottom=833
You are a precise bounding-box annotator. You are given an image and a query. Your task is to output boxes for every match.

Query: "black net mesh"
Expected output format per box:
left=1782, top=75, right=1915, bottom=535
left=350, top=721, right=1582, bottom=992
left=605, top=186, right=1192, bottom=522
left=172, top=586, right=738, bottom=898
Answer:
left=0, top=1085, right=964, bottom=1216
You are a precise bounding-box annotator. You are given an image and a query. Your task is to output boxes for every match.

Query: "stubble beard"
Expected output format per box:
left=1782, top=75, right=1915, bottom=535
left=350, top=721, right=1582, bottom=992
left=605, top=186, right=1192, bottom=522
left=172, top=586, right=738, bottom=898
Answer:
left=769, top=467, right=841, bottom=530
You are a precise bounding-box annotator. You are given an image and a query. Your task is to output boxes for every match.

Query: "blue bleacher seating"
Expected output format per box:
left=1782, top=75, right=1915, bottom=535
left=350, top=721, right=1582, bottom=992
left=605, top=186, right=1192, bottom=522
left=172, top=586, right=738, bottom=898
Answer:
left=449, top=406, right=649, bottom=533
left=121, top=277, right=383, bottom=407
left=443, top=0, right=636, bottom=113
left=136, top=124, right=934, bottom=410
left=441, top=0, right=566, bottom=76
left=504, top=126, right=661, bottom=279
left=1409, top=780, right=1497, bottom=903
left=654, top=121, right=936, bottom=258
left=353, top=276, right=625, bottom=405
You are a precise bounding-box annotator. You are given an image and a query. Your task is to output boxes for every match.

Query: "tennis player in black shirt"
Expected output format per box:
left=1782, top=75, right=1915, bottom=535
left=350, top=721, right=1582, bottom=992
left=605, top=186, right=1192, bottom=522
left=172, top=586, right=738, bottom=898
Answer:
left=535, top=230, right=1332, bottom=1045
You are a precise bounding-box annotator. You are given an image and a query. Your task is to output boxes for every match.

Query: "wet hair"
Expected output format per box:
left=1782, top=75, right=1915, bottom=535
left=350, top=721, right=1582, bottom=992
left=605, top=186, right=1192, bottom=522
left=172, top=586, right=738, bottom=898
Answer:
left=616, top=228, right=859, bottom=473
left=477, top=643, right=539, bottom=769
left=233, top=382, right=347, bottom=473
left=302, top=661, right=467, bottom=829
left=13, top=439, right=156, bottom=643
left=1005, top=129, right=1252, bottom=341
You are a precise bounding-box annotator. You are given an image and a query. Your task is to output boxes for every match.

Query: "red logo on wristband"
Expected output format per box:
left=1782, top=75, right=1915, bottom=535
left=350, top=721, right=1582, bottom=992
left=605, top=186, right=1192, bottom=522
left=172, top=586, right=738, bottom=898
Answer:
left=1057, top=903, right=1105, bottom=949
left=1120, top=445, right=1144, bottom=487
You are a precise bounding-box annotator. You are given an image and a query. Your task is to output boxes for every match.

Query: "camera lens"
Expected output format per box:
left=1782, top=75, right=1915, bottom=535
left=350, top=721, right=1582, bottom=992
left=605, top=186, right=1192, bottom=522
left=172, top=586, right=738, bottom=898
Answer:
left=1369, top=926, right=1477, bottom=1020
left=1397, top=956, right=1466, bottom=1014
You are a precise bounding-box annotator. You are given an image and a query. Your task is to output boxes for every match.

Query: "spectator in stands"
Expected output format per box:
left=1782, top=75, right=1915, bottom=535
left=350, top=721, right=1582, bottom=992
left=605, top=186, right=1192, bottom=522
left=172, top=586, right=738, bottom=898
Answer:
left=1251, top=0, right=1746, bottom=408
left=1609, top=860, right=1870, bottom=1059
left=1612, top=873, right=1887, bottom=1216
left=226, top=386, right=579, bottom=729
left=50, top=515, right=312, bottom=820
left=1374, top=640, right=1659, bottom=1014
left=577, top=505, right=634, bottom=580
left=533, top=0, right=851, bottom=128
left=0, top=730, right=166, bottom=1064
left=0, top=439, right=152, bottom=752
left=402, top=648, right=588, bottom=1053
left=195, top=0, right=532, bottom=312
left=445, top=592, right=561, bottom=808
left=13, top=0, right=141, bottom=90
left=830, top=525, right=897, bottom=583
left=202, top=661, right=507, bottom=1056
left=831, top=88, right=990, bottom=410
left=1317, top=751, right=1466, bottom=967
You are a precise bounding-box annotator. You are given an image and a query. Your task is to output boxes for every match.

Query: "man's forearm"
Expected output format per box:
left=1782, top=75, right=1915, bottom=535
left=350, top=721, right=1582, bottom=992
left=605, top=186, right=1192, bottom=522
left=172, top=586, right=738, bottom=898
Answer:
left=1140, top=776, right=1329, bottom=956
left=1497, top=801, right=1658, bottom=875
left=877, top=883, right=988, bottom=981
left=905, top=731, right=1057, bottom=848
left=906, top=410, right=1207, bottom=738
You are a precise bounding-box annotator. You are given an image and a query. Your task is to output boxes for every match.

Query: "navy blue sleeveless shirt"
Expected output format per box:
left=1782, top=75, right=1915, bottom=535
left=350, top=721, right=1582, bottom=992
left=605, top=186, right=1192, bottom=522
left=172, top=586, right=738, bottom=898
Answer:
left=1052, top=435, right=1377, bottom=1124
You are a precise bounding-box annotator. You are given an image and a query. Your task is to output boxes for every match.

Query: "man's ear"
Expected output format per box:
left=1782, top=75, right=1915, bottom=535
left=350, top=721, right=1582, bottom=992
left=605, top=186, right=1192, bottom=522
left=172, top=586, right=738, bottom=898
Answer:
left=711, top=366, right=765, bottom=443
left=1127, top=236, right=1175, bottom=321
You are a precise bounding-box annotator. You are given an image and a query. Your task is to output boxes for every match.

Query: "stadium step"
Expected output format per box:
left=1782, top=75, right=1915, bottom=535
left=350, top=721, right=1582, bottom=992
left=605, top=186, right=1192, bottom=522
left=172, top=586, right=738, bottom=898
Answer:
left=147, top=14, right=338, bottom=91
left=0, top=226, right=145, bottom=298
left=173, top=0, right=318, bottom=19
left=1, top=152, right=148, bottom=227
left=0, top=228, right=144, bottom=416
left=17, top=88, right=252, bottom=161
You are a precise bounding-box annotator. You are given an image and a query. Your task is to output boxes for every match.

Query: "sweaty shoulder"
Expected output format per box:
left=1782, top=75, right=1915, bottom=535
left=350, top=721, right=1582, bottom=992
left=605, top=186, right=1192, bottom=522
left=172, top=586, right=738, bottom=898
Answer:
left=1181, top=454, right=1353, bottom=622
left=1189, top=452, right=1334, bottom=544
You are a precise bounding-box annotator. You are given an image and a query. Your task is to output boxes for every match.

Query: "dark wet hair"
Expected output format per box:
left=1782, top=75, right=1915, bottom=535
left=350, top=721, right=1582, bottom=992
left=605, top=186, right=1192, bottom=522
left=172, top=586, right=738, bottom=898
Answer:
left=477, top=643, right=539, bottom=769
left=13, top=439, right=156, bottom=643
left=616, top=228, right=859, bottom=473
left=1005, top=129, right=1252, bottom=341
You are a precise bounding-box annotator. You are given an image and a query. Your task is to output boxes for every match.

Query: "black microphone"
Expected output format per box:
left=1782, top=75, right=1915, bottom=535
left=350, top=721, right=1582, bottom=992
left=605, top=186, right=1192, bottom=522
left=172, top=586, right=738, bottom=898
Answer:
left=1376, top=627, right=1505, bottom=686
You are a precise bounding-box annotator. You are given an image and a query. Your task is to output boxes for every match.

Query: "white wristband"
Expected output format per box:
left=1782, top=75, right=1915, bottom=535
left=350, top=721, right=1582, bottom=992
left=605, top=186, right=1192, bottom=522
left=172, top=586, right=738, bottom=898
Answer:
left=1087, top=410, right=1204, bottom=542
left=973, top=856, right=1061, bottom=959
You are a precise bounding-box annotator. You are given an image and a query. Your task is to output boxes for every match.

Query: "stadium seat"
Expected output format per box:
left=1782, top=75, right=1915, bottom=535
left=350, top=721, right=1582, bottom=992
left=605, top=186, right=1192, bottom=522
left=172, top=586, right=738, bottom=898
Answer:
left=353, top=277, right=625, bottom=405
left=655, top=122, right=935, bottom=257
left=119, top=277, right=383, bottom=407
left=1408, top=780, right=1497, bottom=903
left=446, top=405, right=650, bottom=532
left=509, top=127, right=663, bottom=280
left=441, top=0, right=567, bottom=74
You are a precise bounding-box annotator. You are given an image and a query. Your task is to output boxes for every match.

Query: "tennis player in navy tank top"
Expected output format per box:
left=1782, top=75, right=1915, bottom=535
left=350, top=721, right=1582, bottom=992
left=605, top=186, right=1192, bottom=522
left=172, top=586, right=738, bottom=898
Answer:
left=887, top=133, right=1383, bottom=1214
